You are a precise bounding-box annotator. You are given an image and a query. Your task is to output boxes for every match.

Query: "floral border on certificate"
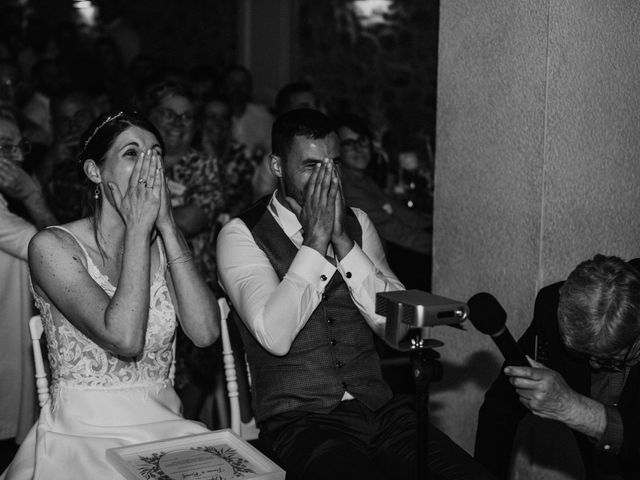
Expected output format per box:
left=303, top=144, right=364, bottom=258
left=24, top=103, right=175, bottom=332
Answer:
left=136, top=445, right=255, bottom=479
left=194, top=446, right=255, bottom=476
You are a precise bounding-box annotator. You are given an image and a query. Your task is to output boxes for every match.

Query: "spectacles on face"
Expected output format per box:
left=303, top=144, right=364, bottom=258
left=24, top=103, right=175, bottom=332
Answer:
left=340, top=136, right=369, bottom=150
left=154, top=108, right=195, bottom=126
left=0, top=138, right=31, bottom=158
left=574, top=338, right=640, bottom=371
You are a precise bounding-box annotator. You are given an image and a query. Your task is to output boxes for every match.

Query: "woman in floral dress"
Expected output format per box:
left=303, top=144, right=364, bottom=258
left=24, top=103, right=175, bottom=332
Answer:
left=144, top=81, right=227, bottom=423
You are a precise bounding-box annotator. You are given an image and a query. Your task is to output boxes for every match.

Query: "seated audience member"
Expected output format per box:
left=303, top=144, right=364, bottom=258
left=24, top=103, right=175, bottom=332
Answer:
left=22, top=59, right=69, bottom=146
left=0, top=60, right=23, bottom=108
left=274, top=81, right=319, bottom=114
left=336, top=113, right=431, bottom=289
left=144, top=80, right=227, bottom=423
left=128, top=54, right=160, bottom=102
left=217, top=108, right=495, bottom=480
left=88, top=87, right=114, bottom=119
left=201, top=96, right=254, bottom=217
left=144, top=80, right=226, bottom=289
left=15, top=15, right=58, bottom=84
left=51, top=21, right=90, bottom=85
left=1, top=112, right=220, bottom=480
left=222, top=65, right=273, bottom=159
left=0, top=116, right=56, bottom=451
left=41, top=90, right=96, bottom=222
left=0, top=60, right=48, bottom=145
left=94, top=0, right=142, bottom=66
left=476, top=254, right=640, bottom=480
left=222, top=65, right=275, bottom=200
left=87, top=36, right=133, bottom=110
left=187, top=65, right=218, bottom=106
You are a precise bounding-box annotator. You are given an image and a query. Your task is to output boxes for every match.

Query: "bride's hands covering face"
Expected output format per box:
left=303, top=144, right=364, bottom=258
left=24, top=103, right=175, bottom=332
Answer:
left=108, top=149, right=162, bottom=232
left=154, top=152, right=175, bottom=231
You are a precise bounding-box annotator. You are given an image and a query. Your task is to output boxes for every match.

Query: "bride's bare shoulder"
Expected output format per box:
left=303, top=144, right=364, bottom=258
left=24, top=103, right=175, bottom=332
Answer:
left=28, top=219, right=92, bottom=267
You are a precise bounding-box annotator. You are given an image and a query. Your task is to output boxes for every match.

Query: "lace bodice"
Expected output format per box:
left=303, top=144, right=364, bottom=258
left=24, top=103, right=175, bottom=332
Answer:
left=31, top=226, right=177, bottom=399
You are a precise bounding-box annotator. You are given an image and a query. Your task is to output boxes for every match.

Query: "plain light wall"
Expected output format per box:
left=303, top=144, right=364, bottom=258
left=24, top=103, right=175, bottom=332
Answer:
left=432, top=0, right=640, bottom=453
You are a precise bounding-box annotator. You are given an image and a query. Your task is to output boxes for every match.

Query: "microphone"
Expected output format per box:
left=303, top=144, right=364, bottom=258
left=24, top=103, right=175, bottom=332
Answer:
left=467, top=292, right=529, bottom=367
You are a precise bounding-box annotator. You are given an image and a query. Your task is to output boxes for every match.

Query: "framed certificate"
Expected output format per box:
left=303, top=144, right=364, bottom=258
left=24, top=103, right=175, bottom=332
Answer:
left=106, top=429, right=285, bottom=480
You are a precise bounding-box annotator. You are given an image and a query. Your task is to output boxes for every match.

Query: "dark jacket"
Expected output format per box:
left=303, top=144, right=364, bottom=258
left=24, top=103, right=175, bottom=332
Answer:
left=475, top=258, right=640, bottom=480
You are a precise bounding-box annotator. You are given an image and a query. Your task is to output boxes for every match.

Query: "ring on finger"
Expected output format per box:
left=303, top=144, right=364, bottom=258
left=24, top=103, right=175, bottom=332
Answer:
left=138, top=179, right=147, bottom=187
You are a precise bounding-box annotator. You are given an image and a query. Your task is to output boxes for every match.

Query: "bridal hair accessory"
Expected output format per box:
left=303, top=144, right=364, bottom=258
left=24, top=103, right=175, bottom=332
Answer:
left=82, top=112, right=125, bottom=152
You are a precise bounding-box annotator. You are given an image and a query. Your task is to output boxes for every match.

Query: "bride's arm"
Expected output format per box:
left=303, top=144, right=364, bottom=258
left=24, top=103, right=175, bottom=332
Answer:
left=28, top=152, right=161, bottom=357
left=155, top=152, right=220, bottom=347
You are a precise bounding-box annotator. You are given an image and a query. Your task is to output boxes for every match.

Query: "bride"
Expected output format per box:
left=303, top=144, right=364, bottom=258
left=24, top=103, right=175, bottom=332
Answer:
left=1, top=111, right=220, bottom=480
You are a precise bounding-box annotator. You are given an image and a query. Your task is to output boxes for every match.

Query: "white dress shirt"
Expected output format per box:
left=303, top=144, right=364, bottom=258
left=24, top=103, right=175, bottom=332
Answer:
left=216, top=191, right=404, bottom=357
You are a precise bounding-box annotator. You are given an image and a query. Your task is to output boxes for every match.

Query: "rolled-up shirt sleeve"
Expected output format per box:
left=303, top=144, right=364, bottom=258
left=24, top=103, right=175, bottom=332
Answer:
left=217, top=218, right=336, bottom=356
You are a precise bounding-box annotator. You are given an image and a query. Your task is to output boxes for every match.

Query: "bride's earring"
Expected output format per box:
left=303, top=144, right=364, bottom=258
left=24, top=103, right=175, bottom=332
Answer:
left=94, top=184, right=101, bottom=200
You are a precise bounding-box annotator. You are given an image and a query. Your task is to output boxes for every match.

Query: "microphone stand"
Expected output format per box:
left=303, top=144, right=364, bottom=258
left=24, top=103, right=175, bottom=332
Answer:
left=375, top=290, right=467, bottom=478
left=402, top=333, right=443, bottom=480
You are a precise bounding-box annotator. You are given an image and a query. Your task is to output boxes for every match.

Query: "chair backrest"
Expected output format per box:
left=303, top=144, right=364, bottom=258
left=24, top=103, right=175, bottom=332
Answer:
left=218, top=297, right=241, bottom=433
left=29, top=315, right=51, bottom=408
left=218, top=297, right=259, bottom=440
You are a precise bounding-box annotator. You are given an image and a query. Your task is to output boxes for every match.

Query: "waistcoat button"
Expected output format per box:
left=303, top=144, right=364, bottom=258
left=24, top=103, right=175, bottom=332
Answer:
left=330, top=339, right=337, bottom=346
left=335, top=362, right=344, bottom=368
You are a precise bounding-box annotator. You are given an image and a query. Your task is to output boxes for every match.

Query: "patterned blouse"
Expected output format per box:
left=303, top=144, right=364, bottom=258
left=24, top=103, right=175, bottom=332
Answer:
left=218, top=141, right=256, bottom=217
left=165, top=148, right=225, bottom=290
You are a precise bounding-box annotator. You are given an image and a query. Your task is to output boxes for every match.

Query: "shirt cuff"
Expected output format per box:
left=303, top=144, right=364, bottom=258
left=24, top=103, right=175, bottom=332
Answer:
left=595, top=405, right=624, bottom=454
left=287, top=245, right=336, bottom=291
left=337, top=242, right=375, bottom=286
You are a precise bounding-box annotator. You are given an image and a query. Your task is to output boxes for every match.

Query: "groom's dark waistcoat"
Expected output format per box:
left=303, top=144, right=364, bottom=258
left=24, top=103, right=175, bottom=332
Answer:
left=233, top=197, right=392, bottom=423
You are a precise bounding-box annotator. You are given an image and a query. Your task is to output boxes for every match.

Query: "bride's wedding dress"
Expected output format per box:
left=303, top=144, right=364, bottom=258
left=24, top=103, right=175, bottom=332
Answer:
left=1, top=226, right=209, bottom=480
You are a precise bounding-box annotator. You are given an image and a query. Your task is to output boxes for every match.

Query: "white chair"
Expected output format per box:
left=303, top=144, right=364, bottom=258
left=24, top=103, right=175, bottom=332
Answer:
left=29, top=315, right=50, bottom=408
left=28, top=315, right=176, bottom=409
left=30, top=305, right=258, bottom=438
left=218, top=297, right=259, bottom=440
